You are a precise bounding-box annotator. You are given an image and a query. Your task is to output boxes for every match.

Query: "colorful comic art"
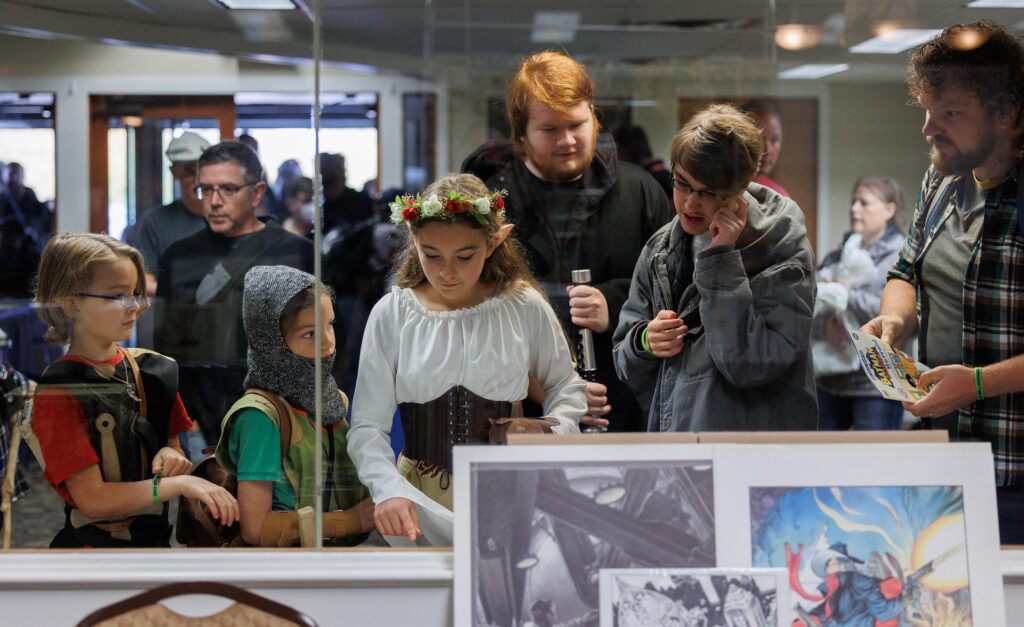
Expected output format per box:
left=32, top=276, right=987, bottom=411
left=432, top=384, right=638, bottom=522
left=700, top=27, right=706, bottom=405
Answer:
left=750, top=485, right=970, bottom=626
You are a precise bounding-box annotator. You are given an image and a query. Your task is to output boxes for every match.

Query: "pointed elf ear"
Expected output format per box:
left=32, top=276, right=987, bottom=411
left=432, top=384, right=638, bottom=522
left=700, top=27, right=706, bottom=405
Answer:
left=488, top=223, right=515, bottom=256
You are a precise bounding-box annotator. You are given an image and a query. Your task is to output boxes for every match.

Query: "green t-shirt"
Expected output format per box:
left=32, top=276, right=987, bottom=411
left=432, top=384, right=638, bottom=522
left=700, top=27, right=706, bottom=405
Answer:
left=228, top=407, right=296, bottom=511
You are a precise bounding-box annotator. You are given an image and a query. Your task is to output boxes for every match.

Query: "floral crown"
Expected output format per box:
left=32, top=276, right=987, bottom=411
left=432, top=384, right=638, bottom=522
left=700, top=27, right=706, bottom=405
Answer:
left=389, top=188, right=506, bottom=226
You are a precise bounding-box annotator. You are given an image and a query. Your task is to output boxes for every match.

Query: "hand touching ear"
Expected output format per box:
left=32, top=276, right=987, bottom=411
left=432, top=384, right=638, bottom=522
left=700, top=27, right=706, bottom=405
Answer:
left=708, top=195, right=748, bottom=249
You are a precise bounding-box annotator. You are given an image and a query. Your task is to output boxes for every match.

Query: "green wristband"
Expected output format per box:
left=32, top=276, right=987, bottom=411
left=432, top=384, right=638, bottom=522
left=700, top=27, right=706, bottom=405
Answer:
left=641, top=325, right=653, bottom=354
left=152, top=470, right=162, bottom=506
left=975, top=367, right=984, bottom=401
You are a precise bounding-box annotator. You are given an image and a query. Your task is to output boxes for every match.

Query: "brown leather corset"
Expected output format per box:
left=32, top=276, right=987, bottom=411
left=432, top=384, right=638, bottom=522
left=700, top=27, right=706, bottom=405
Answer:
left=400, top=386, right=515, bottom=474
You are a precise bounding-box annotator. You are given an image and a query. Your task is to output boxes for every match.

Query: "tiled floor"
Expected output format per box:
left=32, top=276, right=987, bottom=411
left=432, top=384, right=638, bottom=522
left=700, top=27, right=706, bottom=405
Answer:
left=8, top=459, right=63, bottom=548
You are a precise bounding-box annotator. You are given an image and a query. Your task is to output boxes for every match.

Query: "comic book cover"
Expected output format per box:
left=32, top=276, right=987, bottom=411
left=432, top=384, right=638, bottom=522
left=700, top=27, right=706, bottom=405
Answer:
left=750, top=485, right=971, bottom=626
left=598, top=567, right=787, bottom=627
left=848, top=329, right=931, bottom=402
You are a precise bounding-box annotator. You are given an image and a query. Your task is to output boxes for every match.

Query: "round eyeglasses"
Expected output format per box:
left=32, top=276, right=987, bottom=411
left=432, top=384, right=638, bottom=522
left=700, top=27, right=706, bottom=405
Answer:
left=671, top=177, right=728, bottom=203
left=76, top=293, right=151, bottom=310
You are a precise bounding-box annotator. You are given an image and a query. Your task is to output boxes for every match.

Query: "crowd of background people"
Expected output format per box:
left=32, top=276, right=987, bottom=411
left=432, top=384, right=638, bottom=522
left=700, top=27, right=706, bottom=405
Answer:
left=3, top=19, right=1024, bottom=547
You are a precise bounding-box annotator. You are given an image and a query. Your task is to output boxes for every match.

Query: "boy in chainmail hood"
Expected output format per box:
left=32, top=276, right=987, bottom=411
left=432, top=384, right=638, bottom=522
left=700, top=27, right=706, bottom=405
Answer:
left=215, top=265, right=374, bottom=546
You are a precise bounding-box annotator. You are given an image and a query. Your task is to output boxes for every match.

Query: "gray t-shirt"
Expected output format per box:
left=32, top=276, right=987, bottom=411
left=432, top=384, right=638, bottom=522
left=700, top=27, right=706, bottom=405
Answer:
left=135, top=199, right=206, bottom=273
left=920, top=180, right=988, bottom=367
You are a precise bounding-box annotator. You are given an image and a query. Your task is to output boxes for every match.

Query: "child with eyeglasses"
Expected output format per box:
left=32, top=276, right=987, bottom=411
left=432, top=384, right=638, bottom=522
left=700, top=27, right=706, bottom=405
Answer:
left=31, top=233, right=238, bottom=547
left=613, top=103, right=818, bottom=433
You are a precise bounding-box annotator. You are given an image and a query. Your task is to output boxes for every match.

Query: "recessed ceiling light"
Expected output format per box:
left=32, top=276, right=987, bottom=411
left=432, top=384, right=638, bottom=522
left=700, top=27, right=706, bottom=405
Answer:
left=849, top=29, right=941, bottom=54
left=775, top=24, right=824, bottom=51
left=777, top=63, right=849, bottom=80
left=216, top=0, right=296, bottom=9
left=532, top=11, right=580, bottom=44
left=966, top=0, right=1024, bottom=7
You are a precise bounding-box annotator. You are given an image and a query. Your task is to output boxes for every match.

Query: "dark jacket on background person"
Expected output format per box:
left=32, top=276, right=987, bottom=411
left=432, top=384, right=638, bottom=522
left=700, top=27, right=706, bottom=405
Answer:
left=613, top=183, right=818, bottom=432
left=135, top=199, right=206, bottom=273
left=154, top=220, right=315, bottom=438
left=0, top=187, right=51, bottom=243
left=487, top=139, right=673, bottom=431
left=323, top=188, right=373, bottom=234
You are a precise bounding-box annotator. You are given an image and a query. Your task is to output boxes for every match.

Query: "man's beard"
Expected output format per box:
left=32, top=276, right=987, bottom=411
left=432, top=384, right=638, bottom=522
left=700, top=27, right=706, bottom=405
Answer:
left=542, top=152, right=594, bottom=182
left=521, top=126, right=599, bottom=182
left=929, top=129, right=998, bottom=176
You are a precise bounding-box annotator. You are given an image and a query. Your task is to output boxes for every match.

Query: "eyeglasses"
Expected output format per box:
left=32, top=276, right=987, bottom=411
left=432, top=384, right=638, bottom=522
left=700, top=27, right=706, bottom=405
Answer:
left=193, top=181, right=257, bottom=200
left=671, top=177, right=726, bottom=203
left=77, top=293, right=151, bottom=310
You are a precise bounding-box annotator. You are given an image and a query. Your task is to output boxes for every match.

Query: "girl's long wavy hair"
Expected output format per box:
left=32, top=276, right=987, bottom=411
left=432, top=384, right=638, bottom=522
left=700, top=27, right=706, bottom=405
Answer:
left=393, top=173, right=541, bottom=297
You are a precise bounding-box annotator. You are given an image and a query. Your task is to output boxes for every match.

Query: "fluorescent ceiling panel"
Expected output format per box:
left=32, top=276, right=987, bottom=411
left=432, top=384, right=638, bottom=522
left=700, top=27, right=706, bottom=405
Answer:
left=217, top=0, right=296, bottom=9
left=966, top=1, right=1024, bottom=7
left=850, top=29, right=941, bottom=54
left=777, top=63, right=849, bottom=79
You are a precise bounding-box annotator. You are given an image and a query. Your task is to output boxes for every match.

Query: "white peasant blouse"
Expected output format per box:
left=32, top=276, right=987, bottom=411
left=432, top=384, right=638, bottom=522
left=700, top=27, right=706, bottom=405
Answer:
left=347, top=285, right=586, bottom=543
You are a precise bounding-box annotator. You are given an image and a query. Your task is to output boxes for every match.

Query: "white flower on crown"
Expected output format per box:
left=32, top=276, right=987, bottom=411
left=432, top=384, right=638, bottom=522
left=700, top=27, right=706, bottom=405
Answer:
left=421, top=194, right=443, bottom=217
left=474, top=196, right=492, bottom=215
left=388, top=200, right=404, bottom=225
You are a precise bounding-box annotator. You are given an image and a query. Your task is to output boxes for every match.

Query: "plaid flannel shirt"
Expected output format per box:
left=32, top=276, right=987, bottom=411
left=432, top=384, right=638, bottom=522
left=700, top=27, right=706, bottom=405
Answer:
left=889, top=157, right=1024, bottom=486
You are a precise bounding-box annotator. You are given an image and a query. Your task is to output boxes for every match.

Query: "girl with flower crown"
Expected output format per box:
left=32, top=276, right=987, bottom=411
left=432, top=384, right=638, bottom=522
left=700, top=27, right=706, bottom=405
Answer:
left=347, top=173, right=586, bottom=545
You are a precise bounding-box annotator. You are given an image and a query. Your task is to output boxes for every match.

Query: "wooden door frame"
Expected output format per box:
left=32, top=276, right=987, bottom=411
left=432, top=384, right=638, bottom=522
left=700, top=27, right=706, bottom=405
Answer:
left=88, top=95, right=236, bottom=233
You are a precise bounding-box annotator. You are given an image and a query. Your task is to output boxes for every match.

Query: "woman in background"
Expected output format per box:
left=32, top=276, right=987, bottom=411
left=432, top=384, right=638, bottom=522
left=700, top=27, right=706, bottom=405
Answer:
left=814, top=177, right=908, bottom=430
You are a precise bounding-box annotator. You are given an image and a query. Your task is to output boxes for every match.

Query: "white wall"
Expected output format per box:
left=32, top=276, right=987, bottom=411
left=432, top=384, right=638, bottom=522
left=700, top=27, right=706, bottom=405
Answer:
left=824, top=81, right=929, bottom=251
left=0, top=34, right=445, bottom=234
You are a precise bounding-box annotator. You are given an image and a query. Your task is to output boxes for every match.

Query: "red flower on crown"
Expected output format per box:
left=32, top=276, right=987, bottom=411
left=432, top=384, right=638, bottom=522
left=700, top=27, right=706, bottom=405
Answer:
left=494, top=196, right=505, bottom=211
left=446, top=197, right=473, bottom=213
left=402, top=207, right=420, bottom=222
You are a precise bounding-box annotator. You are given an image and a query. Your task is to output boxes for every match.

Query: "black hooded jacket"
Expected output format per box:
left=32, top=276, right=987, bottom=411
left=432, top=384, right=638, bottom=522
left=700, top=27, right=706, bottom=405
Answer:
left=487, top=139, right=673, bottom=430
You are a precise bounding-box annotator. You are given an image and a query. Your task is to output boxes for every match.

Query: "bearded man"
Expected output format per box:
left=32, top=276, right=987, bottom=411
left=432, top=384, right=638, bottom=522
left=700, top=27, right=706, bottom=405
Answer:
left=862, top=21, right=1024, bottom=544
left=485, top=51, right=672, bottom=433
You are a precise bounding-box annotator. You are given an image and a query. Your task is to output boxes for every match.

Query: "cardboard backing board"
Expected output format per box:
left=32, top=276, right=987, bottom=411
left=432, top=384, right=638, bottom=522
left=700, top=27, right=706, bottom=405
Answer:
left=508, top=431, right=947, bottom=445
left=507, top=432, right=699, bottom=445
left=696, top=430, right=949, bottom=444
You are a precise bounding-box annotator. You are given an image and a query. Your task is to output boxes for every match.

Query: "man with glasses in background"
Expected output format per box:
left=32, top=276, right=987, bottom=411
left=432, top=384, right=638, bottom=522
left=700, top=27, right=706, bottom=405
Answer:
left=613, top=103, right=818, bottom=432
left=155, top=141, right=314, bottom=455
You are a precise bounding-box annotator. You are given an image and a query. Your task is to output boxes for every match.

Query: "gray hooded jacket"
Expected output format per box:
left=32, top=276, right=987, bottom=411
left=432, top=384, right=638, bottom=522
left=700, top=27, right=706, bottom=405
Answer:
left=613, top=183, right=818, bottom=432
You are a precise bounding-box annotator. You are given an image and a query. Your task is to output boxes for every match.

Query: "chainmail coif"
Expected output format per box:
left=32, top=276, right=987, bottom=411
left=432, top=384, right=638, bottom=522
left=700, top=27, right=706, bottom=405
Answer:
left=242, top=265, right=345, bottom=425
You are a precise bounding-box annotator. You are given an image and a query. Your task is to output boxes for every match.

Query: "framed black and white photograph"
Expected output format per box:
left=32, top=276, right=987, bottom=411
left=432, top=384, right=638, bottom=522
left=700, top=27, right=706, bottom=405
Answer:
left=454, top=444, right=715, bottom=627
left=598, top=567, right=788, bottom=627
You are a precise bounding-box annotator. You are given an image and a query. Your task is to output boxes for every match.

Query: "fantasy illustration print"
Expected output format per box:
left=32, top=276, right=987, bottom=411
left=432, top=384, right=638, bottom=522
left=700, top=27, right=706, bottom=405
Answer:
left=750, top=486, right=969, bottom=626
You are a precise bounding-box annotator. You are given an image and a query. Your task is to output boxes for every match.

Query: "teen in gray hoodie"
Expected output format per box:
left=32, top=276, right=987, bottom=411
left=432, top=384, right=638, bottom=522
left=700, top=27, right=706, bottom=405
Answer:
left=613, top=104, right=818, bottom=432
